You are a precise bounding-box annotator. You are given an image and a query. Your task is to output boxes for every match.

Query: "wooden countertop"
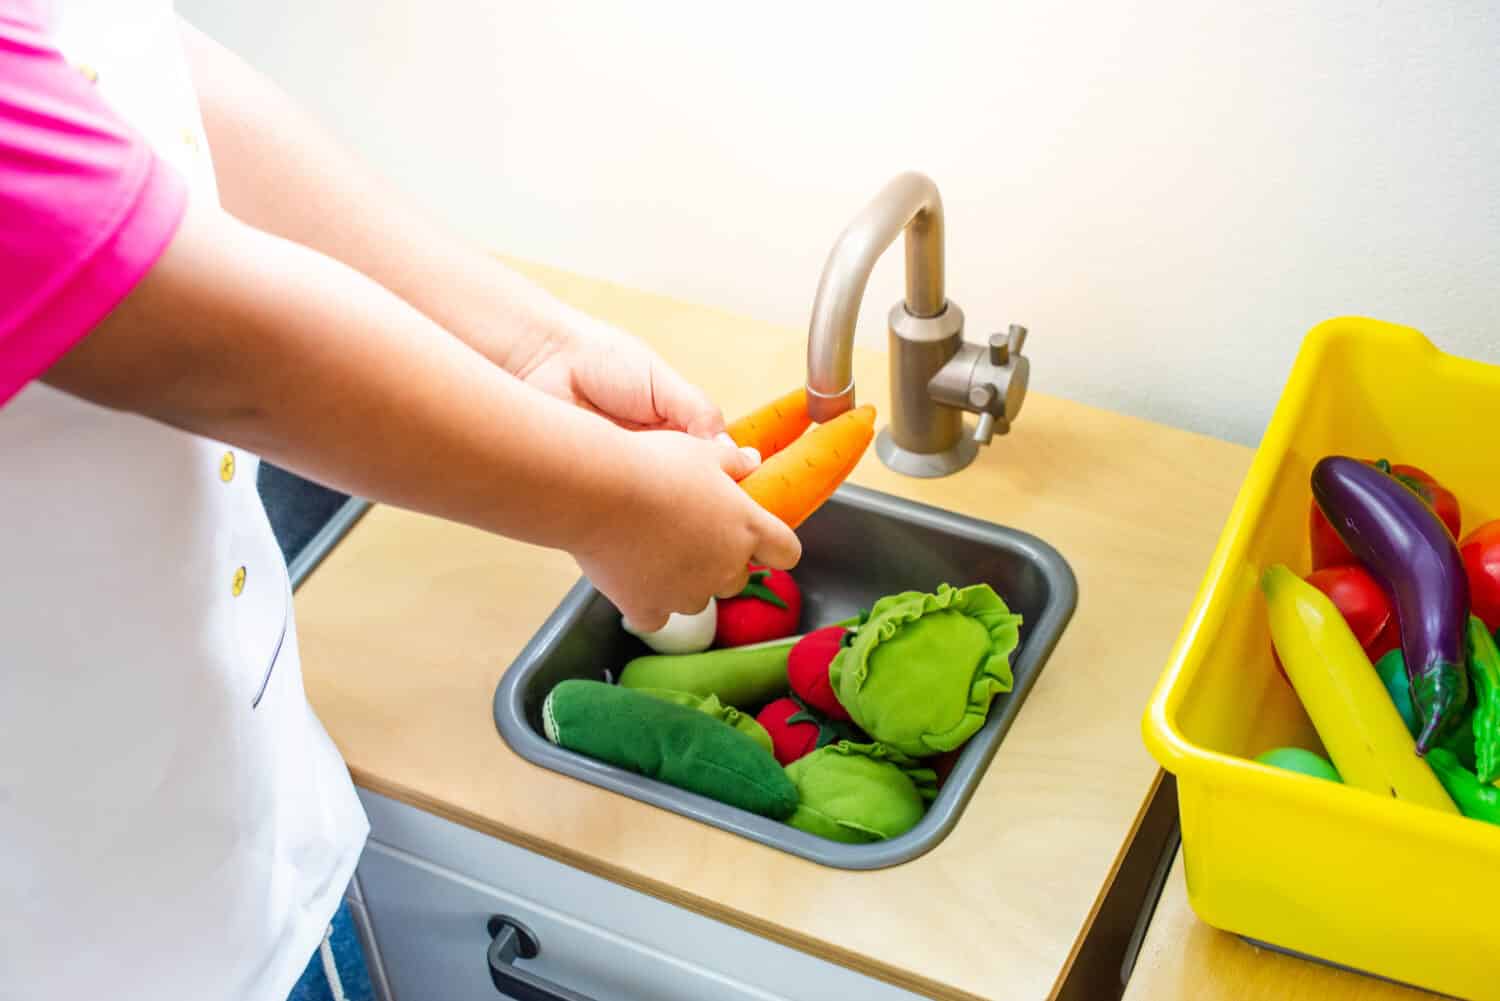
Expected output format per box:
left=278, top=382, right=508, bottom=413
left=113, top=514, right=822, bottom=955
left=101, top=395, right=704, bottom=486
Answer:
left=1123, top=851, right=1442, bottom=1000
left=293, top=260, right=1254, bottom=1001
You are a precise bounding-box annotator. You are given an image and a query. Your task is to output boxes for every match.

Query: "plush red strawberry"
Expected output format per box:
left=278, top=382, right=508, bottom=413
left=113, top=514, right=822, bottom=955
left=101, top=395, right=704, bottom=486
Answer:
left=788, top=625, right=852, bottom=721
left=714, top=566, right=801, bottom=648
left=756, top=695, right=861, bottom=766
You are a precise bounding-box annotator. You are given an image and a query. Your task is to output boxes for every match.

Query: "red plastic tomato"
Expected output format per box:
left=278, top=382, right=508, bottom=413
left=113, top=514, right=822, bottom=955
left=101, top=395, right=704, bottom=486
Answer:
left=1271, top=565, right=1394, bottom=681
left=1460, top=520, right=1500, bottom=632
left=1310, top=460, right=1461, bottom=570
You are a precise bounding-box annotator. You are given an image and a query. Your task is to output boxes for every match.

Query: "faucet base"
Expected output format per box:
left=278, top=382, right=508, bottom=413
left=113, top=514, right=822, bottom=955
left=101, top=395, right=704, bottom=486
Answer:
left=875, top=427, right=979, bottom=478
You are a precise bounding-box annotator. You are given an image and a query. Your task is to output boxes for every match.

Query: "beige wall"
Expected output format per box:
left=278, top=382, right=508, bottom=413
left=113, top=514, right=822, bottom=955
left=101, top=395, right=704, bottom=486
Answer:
left=179, top=0, right=1500, bottom=444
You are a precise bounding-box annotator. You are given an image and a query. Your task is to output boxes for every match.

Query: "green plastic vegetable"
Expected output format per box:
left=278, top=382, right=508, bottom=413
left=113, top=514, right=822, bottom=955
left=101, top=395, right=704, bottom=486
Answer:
left=1466, top=615, right=1500, bottom=784
left=1254, top=747, right=1342, bottom=783
left=619, top=617, right=859, bottom=708
left=783, top=742, right=937, bottom=843
left=1374, top=649, right=1476, bottom=769
left=543, top=680, right=796, bottom=819
left=1427, top=748, right=1500, bottom=826
left=830, top=584, right=1021, bottom=758
left=633, top=688, right=774, bottom=756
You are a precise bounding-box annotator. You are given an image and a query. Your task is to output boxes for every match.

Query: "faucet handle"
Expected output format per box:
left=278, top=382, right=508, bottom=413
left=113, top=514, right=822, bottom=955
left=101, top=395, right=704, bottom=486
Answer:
left=988, top=325, right=1028, bottom=365
left=970, top=384, right=1000, bottom=445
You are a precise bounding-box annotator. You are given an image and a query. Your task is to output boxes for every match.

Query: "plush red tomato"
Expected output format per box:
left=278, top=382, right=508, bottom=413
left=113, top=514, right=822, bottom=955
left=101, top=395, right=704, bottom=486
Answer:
left=1271, top=565, right=1394, bottom=681
left=787, top=625, right=851, bottom=721
left=714, top=567, right=801, bottom=647
left=1310, top=460, right=1461, bottom=570
left=931, top=748, right=962, bottom=787
left=1461, top=519, right=1500, bottom=632
left=756, top=697, right=824, bottom=766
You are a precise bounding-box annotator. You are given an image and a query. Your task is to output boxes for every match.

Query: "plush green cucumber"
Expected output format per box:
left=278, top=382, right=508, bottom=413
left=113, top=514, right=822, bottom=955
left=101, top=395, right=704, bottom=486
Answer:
left=633, top=687, right=774, bottom=756
left=543, top=680, right=796, bottom=819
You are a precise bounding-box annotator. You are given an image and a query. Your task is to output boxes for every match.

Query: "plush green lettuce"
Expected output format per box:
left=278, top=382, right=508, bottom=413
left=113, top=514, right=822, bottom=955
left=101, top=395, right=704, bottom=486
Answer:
left=784, top=741, right=937, bottom=843
left=829, top=583, right=1021, bottom=757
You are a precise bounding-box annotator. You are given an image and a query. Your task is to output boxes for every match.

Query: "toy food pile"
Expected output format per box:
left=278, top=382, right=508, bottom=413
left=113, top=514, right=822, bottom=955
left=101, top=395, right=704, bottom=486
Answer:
left=1257, top=455, right=1500, bottom=826
left=544, top=574, right=1022, bottom=843
left=540, top=390, right=1027, bottom=844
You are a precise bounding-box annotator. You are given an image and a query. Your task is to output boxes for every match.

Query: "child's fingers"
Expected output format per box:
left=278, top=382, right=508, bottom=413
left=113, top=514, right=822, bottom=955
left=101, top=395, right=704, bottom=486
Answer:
left=651, top=360, right=727, bottom=438
left=715, top=567, right=751, bottom=600
left=620, top=605, right=670, bottom=634
left=750, top=508, right=802, bottom=571
left=714, top=436, right=762, bottom=481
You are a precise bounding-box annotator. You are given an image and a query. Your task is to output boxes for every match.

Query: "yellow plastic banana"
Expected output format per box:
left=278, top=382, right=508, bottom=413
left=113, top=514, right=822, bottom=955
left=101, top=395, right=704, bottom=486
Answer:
left=1262, top=564, right=1456, bottom=813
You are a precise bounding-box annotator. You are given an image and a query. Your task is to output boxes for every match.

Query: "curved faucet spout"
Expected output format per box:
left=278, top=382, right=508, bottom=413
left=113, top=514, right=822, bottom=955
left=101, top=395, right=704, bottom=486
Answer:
left=805, top=171, right=946, bottom=422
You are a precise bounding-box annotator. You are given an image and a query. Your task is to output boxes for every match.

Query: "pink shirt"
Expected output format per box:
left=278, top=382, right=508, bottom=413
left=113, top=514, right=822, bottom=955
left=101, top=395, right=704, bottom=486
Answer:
left=0, top=3, right=186, bottom=405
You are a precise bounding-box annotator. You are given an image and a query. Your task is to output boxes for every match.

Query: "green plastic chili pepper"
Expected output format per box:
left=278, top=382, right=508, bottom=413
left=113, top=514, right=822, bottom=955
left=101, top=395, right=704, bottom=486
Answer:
left=1374, top=649, right=1477, bottom=769
left=1467, top=615, right=1500, bottom=784
left=1427, top=748, right=1500, bottom=826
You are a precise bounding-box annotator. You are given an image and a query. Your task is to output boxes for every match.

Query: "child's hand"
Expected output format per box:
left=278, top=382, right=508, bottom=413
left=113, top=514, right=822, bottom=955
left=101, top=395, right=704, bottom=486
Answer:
left=574, top=431, right=802, bottom=632
left=519, top=314, right=725, bottom=438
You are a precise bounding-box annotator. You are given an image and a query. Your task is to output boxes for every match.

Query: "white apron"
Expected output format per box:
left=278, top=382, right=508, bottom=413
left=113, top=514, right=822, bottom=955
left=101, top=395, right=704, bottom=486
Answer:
left=0, top=3, right=369, bottom=999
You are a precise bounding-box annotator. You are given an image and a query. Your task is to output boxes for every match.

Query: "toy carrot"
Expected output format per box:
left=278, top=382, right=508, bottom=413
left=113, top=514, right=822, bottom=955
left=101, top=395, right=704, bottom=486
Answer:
left=741, top=405, right=875, bottom=529
left=726, top=388, right=810, bottom=460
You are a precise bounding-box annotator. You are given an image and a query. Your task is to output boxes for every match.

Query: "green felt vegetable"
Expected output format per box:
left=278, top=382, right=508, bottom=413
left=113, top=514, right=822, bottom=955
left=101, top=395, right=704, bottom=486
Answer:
left=784, top=741, right=937, bottom=843
left=1374, top=649, right=1476, bottom=769
left=1254, top=747, right=1342, bottom=783
left=619, top=617, right=860, bottom=708
left=633, top=687, right=774, bottom=756
left=1466, top=616, right=1500, bottom=784
left=543, top=680, right=796, bottom=819
left=830, top=584, right=1021, bottom=758
left=1427, top=748, right=1500, bottom=826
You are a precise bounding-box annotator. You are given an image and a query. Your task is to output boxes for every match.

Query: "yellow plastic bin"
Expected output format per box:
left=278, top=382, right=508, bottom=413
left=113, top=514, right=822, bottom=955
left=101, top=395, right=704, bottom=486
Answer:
left=1143, top=317, right=1500, bottom=999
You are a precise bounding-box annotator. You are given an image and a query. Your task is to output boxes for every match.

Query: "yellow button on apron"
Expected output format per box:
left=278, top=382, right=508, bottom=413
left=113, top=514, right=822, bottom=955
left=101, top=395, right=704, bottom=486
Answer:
left=74, top=62, right=98, bottom=84
left=182, top=127, right=199, bottom=152
left=232, top=566, right=247, bottom=597
left=219, top=451, right=236, bottom=482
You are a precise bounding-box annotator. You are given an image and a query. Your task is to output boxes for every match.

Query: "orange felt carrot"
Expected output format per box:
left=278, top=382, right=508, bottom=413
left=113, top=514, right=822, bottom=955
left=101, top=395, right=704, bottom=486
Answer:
left=726, top=388, right=810, bottom=460
left=741, top=405, right=876, bottom=528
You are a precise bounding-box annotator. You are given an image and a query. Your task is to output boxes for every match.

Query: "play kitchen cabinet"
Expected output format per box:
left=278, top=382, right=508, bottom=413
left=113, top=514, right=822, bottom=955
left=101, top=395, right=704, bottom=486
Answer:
left=293, top=261, right=1254, bottom=1000
left=355, top=789, right=923, bottom=1000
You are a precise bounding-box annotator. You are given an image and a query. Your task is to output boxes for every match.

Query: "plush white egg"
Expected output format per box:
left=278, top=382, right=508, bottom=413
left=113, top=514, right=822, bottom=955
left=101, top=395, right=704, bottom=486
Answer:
left=622, top=598, right=718, bottom=654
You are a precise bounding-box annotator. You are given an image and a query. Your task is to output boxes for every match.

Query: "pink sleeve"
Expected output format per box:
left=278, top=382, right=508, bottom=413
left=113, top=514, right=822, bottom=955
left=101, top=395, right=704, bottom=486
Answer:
left=0, top=6, right=188, bottom=406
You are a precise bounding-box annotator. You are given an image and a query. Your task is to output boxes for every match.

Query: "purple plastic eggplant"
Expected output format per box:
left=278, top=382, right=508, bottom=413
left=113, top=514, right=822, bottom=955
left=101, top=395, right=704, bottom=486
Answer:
left=1311, top=456, right=1470, bottom=753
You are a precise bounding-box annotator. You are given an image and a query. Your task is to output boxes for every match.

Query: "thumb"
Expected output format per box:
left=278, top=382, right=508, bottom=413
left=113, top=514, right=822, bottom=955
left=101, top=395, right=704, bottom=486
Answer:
left=714, top=435, right=762, bottom=482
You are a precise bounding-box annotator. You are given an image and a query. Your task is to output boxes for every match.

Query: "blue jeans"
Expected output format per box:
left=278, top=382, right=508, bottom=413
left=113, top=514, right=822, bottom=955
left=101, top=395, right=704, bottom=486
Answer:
left=287, top=899, right=375, bottom=1001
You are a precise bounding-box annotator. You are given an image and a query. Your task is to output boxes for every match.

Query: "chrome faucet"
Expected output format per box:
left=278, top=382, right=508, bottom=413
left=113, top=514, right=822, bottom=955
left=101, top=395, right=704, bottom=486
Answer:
left=805, top=172, right=1030, bottom=478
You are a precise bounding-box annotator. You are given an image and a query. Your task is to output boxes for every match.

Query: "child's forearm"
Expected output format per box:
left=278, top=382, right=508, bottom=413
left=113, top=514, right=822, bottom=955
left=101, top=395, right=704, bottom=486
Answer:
left=47, top=199, right=638, bottom=556
left=178, top=18, right=570, bottom=379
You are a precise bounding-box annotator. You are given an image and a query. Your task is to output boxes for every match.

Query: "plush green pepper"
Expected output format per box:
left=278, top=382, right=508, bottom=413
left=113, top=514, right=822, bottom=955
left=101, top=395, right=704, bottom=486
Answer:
left=1466, top=615, right=1500, bottom=783
left=543, top=680, right=797, bottom=818
left=619, top=617, right=860, bottom=709
left=1374, top=649, right=1476, bottom=769
left=1426, top=748, right=1500, bottom=826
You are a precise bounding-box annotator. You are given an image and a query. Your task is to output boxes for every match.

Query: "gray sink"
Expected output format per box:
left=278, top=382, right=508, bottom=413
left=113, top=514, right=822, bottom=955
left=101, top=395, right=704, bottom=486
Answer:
left=493, top=483, right=1076, bottom=869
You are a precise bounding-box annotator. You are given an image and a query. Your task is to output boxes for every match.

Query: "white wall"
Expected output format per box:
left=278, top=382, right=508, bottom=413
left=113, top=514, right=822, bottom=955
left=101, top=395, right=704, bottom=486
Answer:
left=178, top=0, right=1500, bottom=444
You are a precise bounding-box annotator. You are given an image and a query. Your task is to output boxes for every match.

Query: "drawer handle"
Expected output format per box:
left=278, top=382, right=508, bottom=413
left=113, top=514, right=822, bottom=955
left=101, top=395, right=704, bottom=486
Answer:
left=487, top=915, right=597, bottom=1001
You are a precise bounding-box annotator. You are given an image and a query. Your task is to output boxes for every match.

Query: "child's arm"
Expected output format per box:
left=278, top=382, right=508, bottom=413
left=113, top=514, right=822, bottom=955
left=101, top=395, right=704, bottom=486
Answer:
left=176, top=20, right=714, bottom=437
left=45, top=196, right=799, bottom=629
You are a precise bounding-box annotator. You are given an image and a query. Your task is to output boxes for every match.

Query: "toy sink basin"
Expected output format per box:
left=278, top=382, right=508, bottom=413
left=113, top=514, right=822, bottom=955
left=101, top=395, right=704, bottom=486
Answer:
left=494, top=483, right=1077, bottom=869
